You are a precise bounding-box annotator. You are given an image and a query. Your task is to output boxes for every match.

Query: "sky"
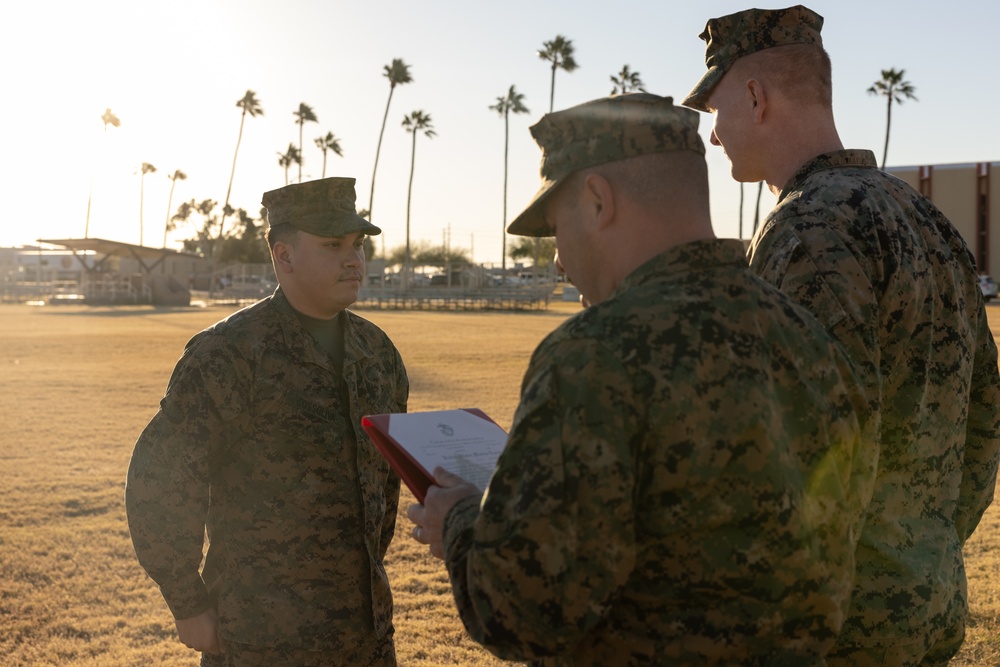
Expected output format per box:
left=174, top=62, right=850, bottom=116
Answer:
left=1, top=0, right=998, bottom=265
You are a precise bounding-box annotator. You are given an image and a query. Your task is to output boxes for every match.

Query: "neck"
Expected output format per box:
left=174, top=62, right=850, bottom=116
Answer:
left=620, top=213, right=716, bottom=284
left=280, top=285, right=344, bottom=320
left=764, top=108, right=843, bottom=193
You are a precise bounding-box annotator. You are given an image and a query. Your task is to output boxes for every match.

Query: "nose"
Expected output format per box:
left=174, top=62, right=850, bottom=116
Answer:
left=345, top=247, right=363, bottom=267
left=709, top=128, right=721, bottom=147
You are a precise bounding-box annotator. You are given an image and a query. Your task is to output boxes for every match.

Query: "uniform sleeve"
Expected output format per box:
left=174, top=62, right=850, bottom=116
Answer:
left=750, top=223, right=882, bottom=415
left=956, top=306, right=1000, bottom=543
left=441, top=338, right=638, bottom=661
left=125, top=336, right=251, bottom=620
left=379, top=345, right=409, bottom=559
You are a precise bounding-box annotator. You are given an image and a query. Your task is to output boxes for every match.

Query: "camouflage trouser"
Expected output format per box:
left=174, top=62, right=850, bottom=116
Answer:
left=826, top=619, right=965, bottom=667
left=200, top=638, right=396, bottom=667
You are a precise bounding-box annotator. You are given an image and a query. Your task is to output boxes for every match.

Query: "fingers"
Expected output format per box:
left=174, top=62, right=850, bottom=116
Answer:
left=406, top=502, right=425, bottom=525
left=432, top=466, right=461, bottom=486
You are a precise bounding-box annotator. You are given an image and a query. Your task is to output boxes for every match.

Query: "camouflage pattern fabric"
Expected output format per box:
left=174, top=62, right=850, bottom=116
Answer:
left=507, top=93, right=704, bottom=237
left=199, top=636, right=396, bottom=667
left=682, top=5, right=824, bottom=112
left=748, top=149, right=1000, bottom=664
left=441, top=239, right=874, bottom=666
left=125, top=288, right=408, bottom=654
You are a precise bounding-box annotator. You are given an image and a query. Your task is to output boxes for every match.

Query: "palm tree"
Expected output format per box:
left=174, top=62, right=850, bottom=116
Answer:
left=369, top=58, right=413, bottom=221
left=489, top=85, right=529, bottom=272
left=537, top=35, right=578, bottom=113
left=867, top=68, right=918, bottom=169
left=138, top=162, right=157, bottom=247
left=85, top=108, right=121, bottom=238
left=754, top=182, right=764, bottom=234
left=163, top=169, right=187, bottom=248
left=220, top=90, right=263, bottom=242
left=402, top=110, right=436, bottom=286
left=277, top=144, right=301, bottom=186
left=739, top=183, right=745, bottom=240
left=293, top=103, right=318, bottom=183
left=314, top=132, right=344, bottom=179
left=610, top=64, right=646, bottom=94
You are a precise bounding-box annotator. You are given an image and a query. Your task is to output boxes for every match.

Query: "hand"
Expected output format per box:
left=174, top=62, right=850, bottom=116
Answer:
left=406, top=467, right=481, bottom=560
left=175, top=607, right=226, bottom=655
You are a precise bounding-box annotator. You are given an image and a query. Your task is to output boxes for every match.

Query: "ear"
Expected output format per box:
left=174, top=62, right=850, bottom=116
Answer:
left=747, top=78, right=767, bottom=124
left=272, top=241, right=294, bottom=274
left=580, top=173, right=616, bottom=232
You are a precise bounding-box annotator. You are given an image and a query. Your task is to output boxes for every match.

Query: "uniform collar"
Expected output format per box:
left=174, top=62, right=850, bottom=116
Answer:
left=777, top=149, right=878, bottom=203
left=614, top=238, right=748, bottom=297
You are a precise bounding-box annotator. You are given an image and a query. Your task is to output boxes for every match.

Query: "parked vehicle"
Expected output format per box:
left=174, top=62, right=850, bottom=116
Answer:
left=978, top=274, right=997, bottom=302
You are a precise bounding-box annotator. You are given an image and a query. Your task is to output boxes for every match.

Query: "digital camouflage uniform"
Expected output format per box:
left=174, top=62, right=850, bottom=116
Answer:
left=683, top=7, right=1000, bottom=663
left=748, top=150, right=1000, bottom=663
left=126, top=177, right=408, bottom=665
left=442, top=239, right=872, bottom=666
left=436, top=91, right=876, bottom=666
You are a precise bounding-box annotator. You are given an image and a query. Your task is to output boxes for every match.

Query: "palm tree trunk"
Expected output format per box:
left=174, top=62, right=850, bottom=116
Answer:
left=164, top=179, right=177, bottom=248
left=406, top=130, right=417, bottom=289
left=321, top=149, right=327, bottom=179
left=85, top=123, right=110, bottom=239
left=754, top=181, right=764, bottom=234
left=219, top=111, right=247, bottom=252
left=85, top=185, right=94, bottom=239
left=370, top=86, right=395, bottom=223
left=139, top=174, right=146, bottom=247
left=502, top=110, right=509, bottom=272
left=549, top=62, right=557, bottom=113
left=739, top=183, right=744, bottom=240
left=298, top=122, right=304, bottom=183
left=541, top=63, right=556, bottom=272
left=881, top=97, right=892, bottom=170
left=225, top=112, right=246, bottom=212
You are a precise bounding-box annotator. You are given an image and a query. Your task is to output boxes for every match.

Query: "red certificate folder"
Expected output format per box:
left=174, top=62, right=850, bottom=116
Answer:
left=361, top=408, right=507, bottom=503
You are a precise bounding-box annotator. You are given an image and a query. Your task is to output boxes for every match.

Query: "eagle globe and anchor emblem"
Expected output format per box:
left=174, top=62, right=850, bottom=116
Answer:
left=437, top=423, right=455, bottom=437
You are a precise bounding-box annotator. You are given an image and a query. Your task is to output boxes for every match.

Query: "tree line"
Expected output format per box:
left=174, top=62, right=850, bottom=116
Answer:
left=91, top=39, right=916, bottom=269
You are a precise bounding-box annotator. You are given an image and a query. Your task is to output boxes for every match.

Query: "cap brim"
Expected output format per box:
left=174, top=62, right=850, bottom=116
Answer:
left=329, top=213, right=381, bottom=237
left=681, top=65, right=727, bottom=112
left=351, top=216, right=382, bottom=236
left=507, top=178, right=558, bottom=237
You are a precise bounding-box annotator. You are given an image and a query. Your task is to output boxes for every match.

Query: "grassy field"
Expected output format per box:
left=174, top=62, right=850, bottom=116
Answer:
left=0, top=301, right=998, bottom=666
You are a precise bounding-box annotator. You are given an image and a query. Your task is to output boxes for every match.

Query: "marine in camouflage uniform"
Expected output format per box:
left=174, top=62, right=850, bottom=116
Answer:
left=125, top=177, right=408, bottom=666
left=410, top=94, right=875, bottom=665
left=684, top=6, right=1000, bottom=665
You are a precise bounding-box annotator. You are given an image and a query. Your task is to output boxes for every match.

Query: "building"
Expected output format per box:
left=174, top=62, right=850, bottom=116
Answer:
left=888, top=161, right=997, bottom=276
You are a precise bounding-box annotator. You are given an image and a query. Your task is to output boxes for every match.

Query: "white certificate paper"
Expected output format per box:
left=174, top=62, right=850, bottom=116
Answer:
left=386, top=409, right=508, bottom=491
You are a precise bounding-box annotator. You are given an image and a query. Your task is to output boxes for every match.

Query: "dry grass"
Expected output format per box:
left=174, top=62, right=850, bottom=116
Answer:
left=0, top=301, right=998, bottom=666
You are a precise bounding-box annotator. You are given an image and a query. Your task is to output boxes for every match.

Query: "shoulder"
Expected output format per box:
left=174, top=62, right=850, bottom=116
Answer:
left=181, top=298, right=278, bottom=364
left=343, top=309, right=398, bottom=350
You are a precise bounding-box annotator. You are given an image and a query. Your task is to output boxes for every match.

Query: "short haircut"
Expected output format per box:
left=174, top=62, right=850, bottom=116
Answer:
left=266, top=223, right=300, bottom=250
left=733, top=43, right=833, bottom=107
left=582, top=151, right=711, bottom=215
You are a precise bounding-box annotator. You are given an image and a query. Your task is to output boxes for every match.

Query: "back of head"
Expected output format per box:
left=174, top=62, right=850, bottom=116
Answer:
left=731, top=43, right=832, bottom=108
left=589, top=150, right=710, bottom=224
left=508, top=93, right=707, bottom=237
left=683, top=5, right=831, bottom=112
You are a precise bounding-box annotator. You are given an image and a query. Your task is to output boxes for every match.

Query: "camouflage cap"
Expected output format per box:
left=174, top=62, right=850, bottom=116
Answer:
left=261, top=177, right=381, bottom=237
left=681, top=5, right=824, bottom=112
left=507, top=93, right=705, bottom=237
